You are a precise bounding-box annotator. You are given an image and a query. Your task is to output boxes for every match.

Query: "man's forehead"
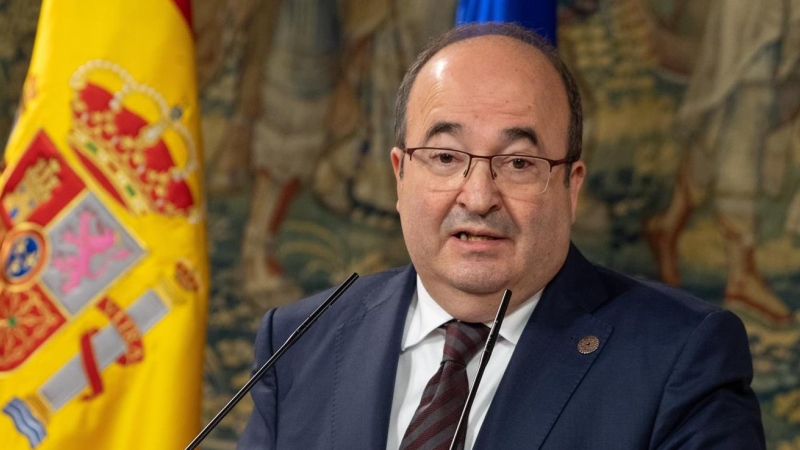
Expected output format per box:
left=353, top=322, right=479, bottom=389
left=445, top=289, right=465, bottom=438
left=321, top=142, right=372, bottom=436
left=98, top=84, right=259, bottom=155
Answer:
left=409, top=35, right=566, bottom=111
left=424, top=35, right=554, bottom=79
left=406, top=35, right=569, bottom=138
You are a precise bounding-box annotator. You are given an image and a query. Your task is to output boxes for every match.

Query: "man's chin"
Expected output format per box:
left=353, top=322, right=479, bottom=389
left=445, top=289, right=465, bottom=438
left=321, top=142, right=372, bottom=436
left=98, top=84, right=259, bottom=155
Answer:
left=445, top=271, right=510, bottom=297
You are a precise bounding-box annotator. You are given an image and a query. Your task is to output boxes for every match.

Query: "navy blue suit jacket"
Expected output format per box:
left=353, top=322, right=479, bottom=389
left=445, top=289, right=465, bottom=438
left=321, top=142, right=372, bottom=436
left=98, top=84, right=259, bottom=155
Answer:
left=237, top=245, right=765, bottom=449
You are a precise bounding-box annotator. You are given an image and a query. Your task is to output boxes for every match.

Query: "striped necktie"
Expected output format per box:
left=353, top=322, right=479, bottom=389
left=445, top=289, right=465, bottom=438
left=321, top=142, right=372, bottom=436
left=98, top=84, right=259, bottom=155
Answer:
left=400, top=320, right=490, bottom=450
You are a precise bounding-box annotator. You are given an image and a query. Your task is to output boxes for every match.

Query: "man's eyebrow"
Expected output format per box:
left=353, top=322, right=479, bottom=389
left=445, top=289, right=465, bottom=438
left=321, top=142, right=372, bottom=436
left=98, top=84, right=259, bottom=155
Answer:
left=502, top=126, right=540, bottom=148
left=422, top=121, right=462, bottom=144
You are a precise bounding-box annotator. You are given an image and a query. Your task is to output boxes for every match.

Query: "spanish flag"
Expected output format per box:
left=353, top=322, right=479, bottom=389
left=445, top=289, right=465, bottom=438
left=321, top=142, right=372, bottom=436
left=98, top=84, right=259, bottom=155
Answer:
left=0, top=1, right=208, bottom=448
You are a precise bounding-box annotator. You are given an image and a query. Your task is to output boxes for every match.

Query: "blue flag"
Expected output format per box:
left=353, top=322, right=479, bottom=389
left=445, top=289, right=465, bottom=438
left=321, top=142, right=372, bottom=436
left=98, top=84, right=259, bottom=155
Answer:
left=456, top=0, right=558, bottom=46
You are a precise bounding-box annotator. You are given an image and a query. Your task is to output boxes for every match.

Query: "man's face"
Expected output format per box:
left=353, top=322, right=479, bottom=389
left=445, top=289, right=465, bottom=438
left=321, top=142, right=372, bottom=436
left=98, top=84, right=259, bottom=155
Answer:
left=391, top=36, right=586, bottom=321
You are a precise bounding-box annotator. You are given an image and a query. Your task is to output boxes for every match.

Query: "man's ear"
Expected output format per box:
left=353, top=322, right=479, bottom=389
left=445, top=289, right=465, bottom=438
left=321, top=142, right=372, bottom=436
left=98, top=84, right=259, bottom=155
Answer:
left=391, top=147, right=405, bottom=180
left=391, top=147, right=406, bottom=213
left=568, top=160, right=586, bottom=223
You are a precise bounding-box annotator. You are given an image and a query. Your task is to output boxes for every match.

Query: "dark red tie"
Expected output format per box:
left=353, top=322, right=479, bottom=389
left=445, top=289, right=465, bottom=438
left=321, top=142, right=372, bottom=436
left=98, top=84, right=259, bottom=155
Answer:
left=400, top=320, right=490, bottom=450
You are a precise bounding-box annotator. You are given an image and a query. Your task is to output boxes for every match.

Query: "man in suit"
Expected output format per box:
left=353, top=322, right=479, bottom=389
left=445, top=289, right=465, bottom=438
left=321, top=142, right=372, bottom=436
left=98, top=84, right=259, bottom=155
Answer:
left=237, top=23, right=765, bottom=449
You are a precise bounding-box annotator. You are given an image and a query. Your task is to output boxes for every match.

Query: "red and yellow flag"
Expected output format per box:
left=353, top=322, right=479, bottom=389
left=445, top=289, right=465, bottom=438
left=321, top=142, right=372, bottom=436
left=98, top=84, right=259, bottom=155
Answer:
left=0, top=0, right=208, bottom=448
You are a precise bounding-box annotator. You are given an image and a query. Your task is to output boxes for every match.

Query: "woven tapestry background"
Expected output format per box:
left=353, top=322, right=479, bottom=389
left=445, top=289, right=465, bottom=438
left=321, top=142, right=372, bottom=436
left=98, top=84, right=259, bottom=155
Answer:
left=1, top=0, right=798, bottom=448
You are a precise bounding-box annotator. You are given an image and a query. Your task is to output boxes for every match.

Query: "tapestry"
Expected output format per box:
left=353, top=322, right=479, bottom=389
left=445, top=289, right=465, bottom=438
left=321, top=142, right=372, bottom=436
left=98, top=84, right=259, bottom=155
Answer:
left=2, top=0, right=799, bottom=448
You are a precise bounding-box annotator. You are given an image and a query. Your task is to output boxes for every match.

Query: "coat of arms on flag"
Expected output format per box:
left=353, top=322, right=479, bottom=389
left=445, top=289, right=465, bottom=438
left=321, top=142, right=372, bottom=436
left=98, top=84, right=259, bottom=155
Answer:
left=0, top=1, right=208, bottom=449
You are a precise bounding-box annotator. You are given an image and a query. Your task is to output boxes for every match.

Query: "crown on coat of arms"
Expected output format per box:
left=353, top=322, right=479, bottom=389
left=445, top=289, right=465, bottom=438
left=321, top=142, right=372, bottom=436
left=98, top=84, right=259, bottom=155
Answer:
left=68, top=60, right=200, bottom=221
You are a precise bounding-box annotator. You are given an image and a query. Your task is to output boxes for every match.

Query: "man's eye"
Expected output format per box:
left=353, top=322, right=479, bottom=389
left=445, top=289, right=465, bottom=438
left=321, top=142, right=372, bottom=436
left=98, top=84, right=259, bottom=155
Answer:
left=510, top=158, right=532, bottom=169
left=430, top=151, right=459, bottom=164
left=438, top=153, right=455, bottom=164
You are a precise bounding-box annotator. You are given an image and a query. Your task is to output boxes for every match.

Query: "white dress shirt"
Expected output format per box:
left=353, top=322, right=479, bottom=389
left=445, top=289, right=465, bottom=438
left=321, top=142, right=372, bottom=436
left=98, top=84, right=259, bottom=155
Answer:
left=385, top=276, right=541, bottom=450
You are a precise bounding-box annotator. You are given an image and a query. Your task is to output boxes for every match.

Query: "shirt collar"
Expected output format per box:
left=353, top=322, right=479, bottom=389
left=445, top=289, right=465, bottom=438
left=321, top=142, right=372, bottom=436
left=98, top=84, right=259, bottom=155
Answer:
left=401, top=275, right=541, bottom=351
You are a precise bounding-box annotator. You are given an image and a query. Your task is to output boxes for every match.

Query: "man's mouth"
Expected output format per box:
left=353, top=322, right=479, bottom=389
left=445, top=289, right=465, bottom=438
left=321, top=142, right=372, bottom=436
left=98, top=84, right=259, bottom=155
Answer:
left=455, top=232, right=500, bottom=241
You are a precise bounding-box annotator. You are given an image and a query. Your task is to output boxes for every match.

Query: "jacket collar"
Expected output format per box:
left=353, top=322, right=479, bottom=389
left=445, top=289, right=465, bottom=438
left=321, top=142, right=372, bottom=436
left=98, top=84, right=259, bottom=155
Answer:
left=473, top=243, right=613, bottom=449
left=330, top=266, right=416, bottom=450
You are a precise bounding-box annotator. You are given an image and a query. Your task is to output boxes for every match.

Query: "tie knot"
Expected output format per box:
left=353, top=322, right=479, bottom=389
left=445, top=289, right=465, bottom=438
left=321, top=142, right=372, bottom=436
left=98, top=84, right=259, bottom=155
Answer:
left=442, top=320, right=489, bottom=365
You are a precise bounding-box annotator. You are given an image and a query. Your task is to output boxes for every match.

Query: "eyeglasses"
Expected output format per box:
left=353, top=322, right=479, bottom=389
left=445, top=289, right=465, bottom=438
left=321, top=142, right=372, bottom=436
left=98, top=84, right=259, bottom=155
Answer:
left=404, top=147, right=575, bottom=195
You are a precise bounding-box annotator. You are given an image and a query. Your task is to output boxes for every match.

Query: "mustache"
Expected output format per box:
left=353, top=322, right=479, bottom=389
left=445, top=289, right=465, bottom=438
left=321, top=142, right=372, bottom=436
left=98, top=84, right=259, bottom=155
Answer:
left=442, top=208, right=516, bottom=236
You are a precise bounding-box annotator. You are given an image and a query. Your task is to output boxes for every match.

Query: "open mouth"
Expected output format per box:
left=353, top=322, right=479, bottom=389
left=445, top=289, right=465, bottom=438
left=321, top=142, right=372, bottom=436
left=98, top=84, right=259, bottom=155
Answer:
left=455, top=232, right=500, bottom=242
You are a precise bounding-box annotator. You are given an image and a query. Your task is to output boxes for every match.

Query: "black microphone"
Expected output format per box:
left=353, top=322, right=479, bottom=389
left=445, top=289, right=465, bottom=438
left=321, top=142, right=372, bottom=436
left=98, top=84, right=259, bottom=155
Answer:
left=449, top=289, right=512, bottom=450
left=185, top=272, right=360, bottom=450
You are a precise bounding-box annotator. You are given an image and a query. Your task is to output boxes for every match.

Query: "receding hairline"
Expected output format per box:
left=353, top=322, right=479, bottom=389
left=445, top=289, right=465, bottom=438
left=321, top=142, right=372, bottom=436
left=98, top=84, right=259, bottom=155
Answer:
left=405, top=34, right=570, bottom=143
left=430, top=32, right=552, bottom=59
left=412, top=33, right=567, bottom=97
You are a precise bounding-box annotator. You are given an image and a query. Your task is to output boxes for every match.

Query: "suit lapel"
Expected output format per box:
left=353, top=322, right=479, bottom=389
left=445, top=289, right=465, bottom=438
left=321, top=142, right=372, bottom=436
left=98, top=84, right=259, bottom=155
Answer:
left=331, top=266, right=416, bottom=450
left=474, top=245, right=614, bottom=450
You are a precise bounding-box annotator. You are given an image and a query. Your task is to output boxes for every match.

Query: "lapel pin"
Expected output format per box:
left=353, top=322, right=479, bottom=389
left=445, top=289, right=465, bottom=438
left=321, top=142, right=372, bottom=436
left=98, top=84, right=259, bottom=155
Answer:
left=577, top=335, right=600, bottom=355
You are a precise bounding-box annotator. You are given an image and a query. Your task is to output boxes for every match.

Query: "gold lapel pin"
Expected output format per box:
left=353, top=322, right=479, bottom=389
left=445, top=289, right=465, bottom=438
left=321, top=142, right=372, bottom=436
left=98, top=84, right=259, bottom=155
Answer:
left=577, top=335, right=600, bottom=355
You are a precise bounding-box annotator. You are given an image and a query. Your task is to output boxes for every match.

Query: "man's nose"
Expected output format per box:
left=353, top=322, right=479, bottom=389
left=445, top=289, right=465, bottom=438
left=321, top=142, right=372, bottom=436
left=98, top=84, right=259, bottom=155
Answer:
left=455, top=158, right=502, bottom=215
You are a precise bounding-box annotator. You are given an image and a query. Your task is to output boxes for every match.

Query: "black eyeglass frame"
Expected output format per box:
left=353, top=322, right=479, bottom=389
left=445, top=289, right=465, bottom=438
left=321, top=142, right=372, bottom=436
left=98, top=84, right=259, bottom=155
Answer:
left=404, top=146, right=576, bottom=180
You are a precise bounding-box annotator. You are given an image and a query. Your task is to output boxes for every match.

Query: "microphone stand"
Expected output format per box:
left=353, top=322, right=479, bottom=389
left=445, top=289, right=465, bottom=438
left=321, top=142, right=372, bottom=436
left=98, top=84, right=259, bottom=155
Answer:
left=185, top=272, right=359, bottom=450
left=448, top=289, right=512, bottom=450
